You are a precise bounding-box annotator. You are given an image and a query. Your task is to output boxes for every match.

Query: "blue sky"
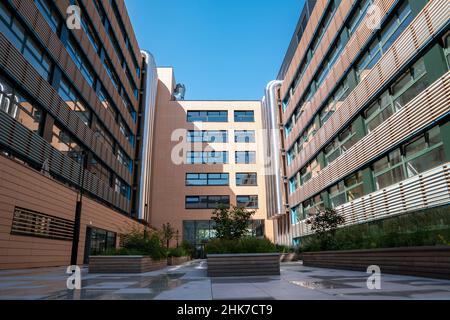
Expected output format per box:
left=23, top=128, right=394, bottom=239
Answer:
left=125, top=0, right=305, bottom=100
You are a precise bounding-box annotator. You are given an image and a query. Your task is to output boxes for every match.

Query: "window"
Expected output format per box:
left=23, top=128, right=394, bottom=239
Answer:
left=356, top=2, right=413, bottom=82
left=324, top=120, right=359, bottom=166
left=75, top=0, right=100, bottom=53
left=302, top=194, right=324, bottom=216
left=58, top=78, right=91, bottom=126
left=329, top=171, right=364, bottom=207
left=236, top=195, right=258, bottom=209
left=364, top=58, right=429, bottom=133
left=185, top=196, right=230, bottom=209
left=348, top=0, right=372, bottom=35
left=290, top=206, right=300, bottom=225
left=234, top=111, right=254, bottom=122
left=51, top=124, right=84, bottom=163
left=444, top=33, right=450, bottom=68
left=103, top=56, right=120, bottom=90
left=66, top=38, right=95, bottom=86
left=117, top=148, right=132, bottom=173
left=235, top=151, right=256, bottom=164
left=121, top=91, right=136, bottom=123
left=299, top=157, right=320, bottom=186
left=94, top=121, right=114, bottom=152
left=0, top=3, right=52, bottom=81
left=186, top=151, right=228, bottom=164
left=0, top=77, right=41, bottom=133
left=235, top=130, right=255, bottom=143
left=186, top=173, right=229, bottom=186
left=187, top=111, right=228, bottom=122
left=187, top=130, right=227, bottom=143
left=372, top=126, right=445, bottom=190
left=34, top=0, right=60, bottom=33
left=236, top=173, right=257, bottom=186
left=98, top=87, right=117, bottom=120
left=89, top=156, right=110, bottom=185
left=119, top=119, right=134, bottom=146
left=115, top=177, right=131, bottom=199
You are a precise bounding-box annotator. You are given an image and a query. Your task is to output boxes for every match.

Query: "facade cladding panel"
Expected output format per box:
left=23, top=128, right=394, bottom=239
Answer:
left=264, top=0, right=450, bottom=245
left=0, top=0, right=157, bottom=268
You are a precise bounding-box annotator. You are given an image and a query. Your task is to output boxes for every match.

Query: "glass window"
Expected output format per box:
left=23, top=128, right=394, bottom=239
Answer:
left=235, top=151, right=256, bottom=164
left=186, top=173, right=229, bottom=186
left=234, top=130, right=255, bottom=143
left=187, top=130, right=227, bottom=143
left=234, top=111, right=254, bottom=122
left=444, top=33, right=450, bottom=68
left=185, top=196, right=230, bottom=209
left=89, top=156, right=110, bottom=185
left=236, top=173, right=257, bottom=186
left=0, top=4, right=52, bottom=81
left=117, top=148, right=132, bottom=173
left=98, top=87, right=117, bottom=120
left=94, top=121, right=114, bottom=152
left=0, top=77, right=41, bottom=133
left=34, top=0, right=60, bottom=33
left=66, top=38, right=95, bottom=86
left=348, top=0, right=372, bottom=35
left=329, top=171, right=364, bottom=207
left=51, top=124, right=83, bottom=163
left=186, top=151, right=228, bottom=164
left=58, top=78, right=91, bottom=126
left=103, top=57, right=120, bottom=90
left=115, top=177, right=131, bottom=199
left=187, top=111, right=228, bottom=122
left=119, top=119, right=134, bottom=146
left=236, top=195, right=258, bottom=209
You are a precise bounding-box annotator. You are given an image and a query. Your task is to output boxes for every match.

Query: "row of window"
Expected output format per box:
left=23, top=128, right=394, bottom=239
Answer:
left=187, top=130, right=255, bottom=143
left=186, top=110, right=255, bottom=122
left=284, top=1, right=412, bottom=145
left=1, top=2, right=136, bottom=170
left=0, top=76, right=132, bottom=201
left=185, top=195, right=259, bottom=209
left=186, top=173, right=257, bottom=186
left=186, top=151, right=256, bottom=164
left=287, top=52, right=439, bottom=194
left=290, top=124, right=447, bottom=224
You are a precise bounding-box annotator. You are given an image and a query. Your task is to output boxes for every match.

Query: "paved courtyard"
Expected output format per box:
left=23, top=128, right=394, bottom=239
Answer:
left=0, top=260, right=449, bottom=300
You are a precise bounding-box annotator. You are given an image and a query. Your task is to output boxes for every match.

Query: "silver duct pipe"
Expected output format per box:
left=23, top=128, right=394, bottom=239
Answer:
left=137, top=51, right=158, bottom=221
left=262, top=80, right=284, bottom=219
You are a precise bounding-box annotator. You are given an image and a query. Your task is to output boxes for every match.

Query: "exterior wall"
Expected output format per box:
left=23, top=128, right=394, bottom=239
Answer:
left=150, top=68, right=273, bottom=246
left=0, top=155, right=142, bottom=269
left=268, top=0, right=450, bottom=245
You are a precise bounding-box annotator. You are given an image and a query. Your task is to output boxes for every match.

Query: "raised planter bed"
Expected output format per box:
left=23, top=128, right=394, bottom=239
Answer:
left=167, top=256, right=191, bottom=266
left=301, top=246, right=450, bottom=280
left=280, top=252, right=299, bottom=262
left=89, top=256, right=167, bottom=273
left=207, top=253, right=280, bottom=277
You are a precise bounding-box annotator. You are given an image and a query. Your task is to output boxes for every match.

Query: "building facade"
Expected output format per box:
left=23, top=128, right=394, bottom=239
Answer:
left=263, top=0, right=450, bottom=245
left=150, top=68, right=274, bottom=255
left=0, top=0, right=157, bottom=268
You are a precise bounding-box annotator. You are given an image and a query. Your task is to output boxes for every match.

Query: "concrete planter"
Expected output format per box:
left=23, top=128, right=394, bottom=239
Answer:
left=207, top=253, right=280, bottom=277
left=167, top=256, right=191, bottom=266
left=301, top=246, right=450, bottom=280
left=280, top=252, right=299, bottom=262
left=88, top=256, right=167, bottom=273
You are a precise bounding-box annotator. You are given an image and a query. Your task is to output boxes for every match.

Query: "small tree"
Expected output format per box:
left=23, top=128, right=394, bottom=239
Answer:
left=161, top=223, right=175, bottom=248
left=305, top=208, right=345, bottom=250
left=211, top=204, right=255, bottom=240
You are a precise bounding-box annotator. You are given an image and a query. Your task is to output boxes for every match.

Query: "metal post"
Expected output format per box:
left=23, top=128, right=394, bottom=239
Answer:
left=70, top=151, right=86, bottom=266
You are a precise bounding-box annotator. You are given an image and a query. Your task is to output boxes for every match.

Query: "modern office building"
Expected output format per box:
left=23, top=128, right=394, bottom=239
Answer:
left=149, top=67, right=274, bottom=254
left=263, top=0, right=450, bottom=245
left=0, top=0, right=158, bottom=268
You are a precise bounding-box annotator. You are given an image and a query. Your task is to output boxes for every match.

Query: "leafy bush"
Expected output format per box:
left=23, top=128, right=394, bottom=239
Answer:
left=205, top=237, right=277, bottom=254
left=211, top=205, right=255, bottom=240
left=181, top=240, right=195, bottom=258
left=167, top=247, right=188, bottom=257
left=276, top=244, right=295, bottom=253
left=103, top=229, right=167, bottom=260
left=299, top=206, right=450, bottom=252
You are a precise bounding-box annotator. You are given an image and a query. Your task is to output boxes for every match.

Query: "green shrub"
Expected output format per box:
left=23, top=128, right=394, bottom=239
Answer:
left=180, top=240, right=195, bottom=257
left=168, top=247, right=188, bottom=257
left=276, top=244, right=295, bottom=253
left=298, top=206, right=450, bottom=252
left=101, top=229, right=167, bottom=260
left=205, top=237, right=277, bottom=254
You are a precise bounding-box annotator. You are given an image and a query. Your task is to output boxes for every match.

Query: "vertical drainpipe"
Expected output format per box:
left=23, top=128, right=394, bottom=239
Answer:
left=136, top=51, right=158, bottom=222
left=262, top=80, right=285, bottom=243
